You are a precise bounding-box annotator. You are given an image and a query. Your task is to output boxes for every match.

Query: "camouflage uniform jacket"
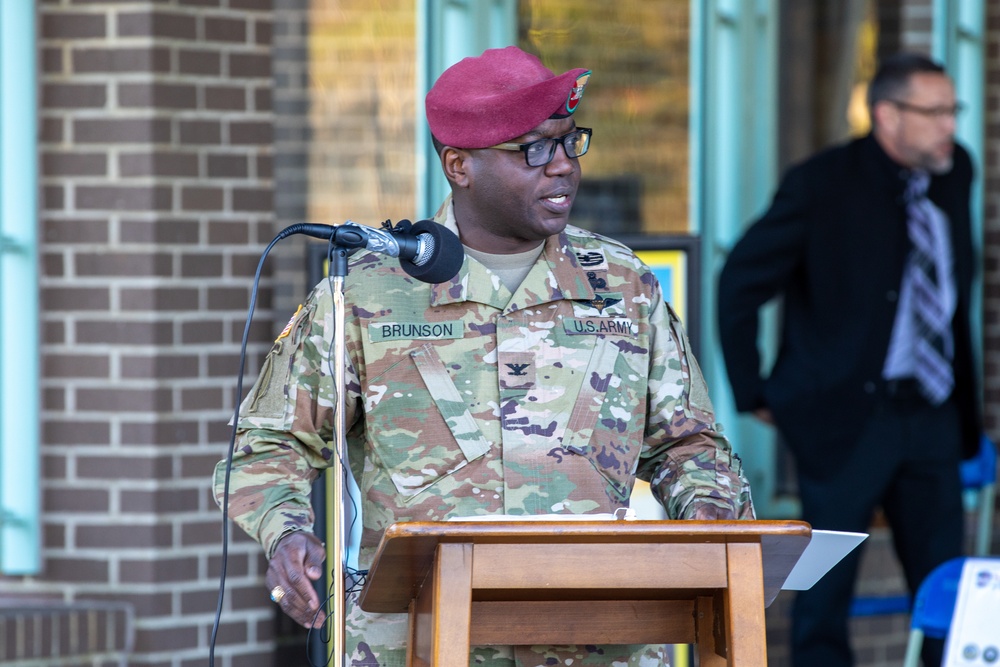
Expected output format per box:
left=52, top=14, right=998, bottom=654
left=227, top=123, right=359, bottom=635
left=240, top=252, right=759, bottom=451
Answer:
left=215, top=199, right=754, bottom=666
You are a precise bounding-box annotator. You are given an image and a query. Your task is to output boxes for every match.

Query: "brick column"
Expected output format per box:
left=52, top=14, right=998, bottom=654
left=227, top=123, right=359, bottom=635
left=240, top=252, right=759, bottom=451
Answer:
left=896, top=0, right=934, bottom=54
left=18, top=2, right=278, bottom=665
left=984, top=0, right=1000, bottom=444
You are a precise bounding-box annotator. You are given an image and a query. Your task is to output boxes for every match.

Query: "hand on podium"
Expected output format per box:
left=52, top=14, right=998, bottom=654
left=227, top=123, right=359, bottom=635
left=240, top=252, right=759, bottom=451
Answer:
left=266, top=532, right=327, bottom=628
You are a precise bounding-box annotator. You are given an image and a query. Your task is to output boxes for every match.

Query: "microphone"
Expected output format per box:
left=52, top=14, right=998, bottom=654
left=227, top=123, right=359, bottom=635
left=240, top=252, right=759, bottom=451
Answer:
left=285, top=219, right=464, bottom=284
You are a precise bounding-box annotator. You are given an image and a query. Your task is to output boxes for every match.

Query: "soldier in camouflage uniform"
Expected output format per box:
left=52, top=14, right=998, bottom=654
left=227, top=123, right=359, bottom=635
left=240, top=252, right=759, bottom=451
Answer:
left=215, top=46, right=754, bottom=666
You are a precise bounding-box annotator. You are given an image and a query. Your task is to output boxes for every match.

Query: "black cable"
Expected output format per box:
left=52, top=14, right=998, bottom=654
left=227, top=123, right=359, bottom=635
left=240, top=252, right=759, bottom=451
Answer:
left=209, top=224, right=312, bottom=666
left=210, top=228, right=371, bottom=667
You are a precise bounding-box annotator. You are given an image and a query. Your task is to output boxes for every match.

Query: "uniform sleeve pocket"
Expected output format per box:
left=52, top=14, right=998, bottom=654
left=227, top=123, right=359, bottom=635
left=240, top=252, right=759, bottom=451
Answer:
left=238, top=303, right=314, bottom=429
left=665, top=303, right=714, bottom=419
left=367, top=343, right=490, bottom=501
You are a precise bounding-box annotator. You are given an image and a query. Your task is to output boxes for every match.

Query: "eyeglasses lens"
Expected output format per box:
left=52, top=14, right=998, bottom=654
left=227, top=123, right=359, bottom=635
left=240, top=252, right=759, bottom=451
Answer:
left=525, top=130, right=591, bottom=167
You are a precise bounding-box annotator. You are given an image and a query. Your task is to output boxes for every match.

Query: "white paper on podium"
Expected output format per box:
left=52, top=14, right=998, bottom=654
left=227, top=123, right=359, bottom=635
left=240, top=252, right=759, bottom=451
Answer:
left=444, top=518, right=864, bottom=591
left=781, top=529, right=868, bottom=590
left=448, top=510, right=635, bottom=522
left=942, top=557, right=1000, bottom=666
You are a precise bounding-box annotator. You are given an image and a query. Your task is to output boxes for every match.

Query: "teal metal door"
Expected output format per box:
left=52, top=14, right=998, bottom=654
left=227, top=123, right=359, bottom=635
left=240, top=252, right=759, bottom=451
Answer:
left=691, top=0, right=786, bottom=516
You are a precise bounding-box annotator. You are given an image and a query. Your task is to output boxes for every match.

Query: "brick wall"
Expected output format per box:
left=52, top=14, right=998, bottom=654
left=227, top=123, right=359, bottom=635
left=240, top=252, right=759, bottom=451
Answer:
left=1, top=2, right=278, bottom=665
left=897, top=0, right=933, bottom=54
left=984, top=0, right=1000, bottom=437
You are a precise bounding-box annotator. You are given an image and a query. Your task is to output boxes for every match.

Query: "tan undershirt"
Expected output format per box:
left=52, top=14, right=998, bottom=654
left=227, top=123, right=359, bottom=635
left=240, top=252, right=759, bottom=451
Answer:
left=463, top=243, right=545, bottom=293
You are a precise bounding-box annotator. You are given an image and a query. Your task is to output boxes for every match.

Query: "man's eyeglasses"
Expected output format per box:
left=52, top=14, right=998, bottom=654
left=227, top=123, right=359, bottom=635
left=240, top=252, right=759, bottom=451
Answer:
left=889, top=100, right=964, bottom=119
left=489, top=128, right=593, bottom=167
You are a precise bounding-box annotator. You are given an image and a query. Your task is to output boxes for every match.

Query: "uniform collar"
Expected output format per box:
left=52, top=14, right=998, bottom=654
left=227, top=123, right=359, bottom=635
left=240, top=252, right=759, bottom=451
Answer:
left=427, top=195, right=597, bottom=308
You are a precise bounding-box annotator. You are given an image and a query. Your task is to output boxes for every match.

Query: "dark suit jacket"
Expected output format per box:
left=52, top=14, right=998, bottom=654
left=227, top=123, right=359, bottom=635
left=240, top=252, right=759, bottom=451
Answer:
left=717, top=133, right=980, bottom=471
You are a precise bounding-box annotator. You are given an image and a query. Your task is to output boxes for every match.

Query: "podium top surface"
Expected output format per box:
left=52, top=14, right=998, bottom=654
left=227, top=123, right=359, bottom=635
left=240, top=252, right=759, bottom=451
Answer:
left=371, top=518, right=811, bottom=548
left=359, top=519, right=811, bottom=612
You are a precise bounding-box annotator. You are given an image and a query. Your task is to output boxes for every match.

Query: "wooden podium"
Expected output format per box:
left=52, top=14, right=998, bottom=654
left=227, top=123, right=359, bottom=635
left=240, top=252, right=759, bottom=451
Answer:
left=359, top=519, right=811, bottom=666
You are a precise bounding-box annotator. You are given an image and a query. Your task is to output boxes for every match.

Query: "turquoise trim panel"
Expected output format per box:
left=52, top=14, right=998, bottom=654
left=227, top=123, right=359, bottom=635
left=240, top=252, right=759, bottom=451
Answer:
left=692, top=0, right=791, bottom=517
left=0, top=1, right=40, bottom=575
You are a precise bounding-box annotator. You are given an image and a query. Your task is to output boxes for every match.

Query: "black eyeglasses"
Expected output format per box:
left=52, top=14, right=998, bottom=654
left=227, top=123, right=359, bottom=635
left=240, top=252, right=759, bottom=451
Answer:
left=888, top=100, right=964, bottom=119
left=489, top=128, right=593, bottom=167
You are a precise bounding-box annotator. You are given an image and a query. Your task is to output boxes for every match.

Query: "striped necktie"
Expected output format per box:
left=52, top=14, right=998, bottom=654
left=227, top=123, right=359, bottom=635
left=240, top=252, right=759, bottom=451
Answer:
left=905, top=171, right=953, bottom=405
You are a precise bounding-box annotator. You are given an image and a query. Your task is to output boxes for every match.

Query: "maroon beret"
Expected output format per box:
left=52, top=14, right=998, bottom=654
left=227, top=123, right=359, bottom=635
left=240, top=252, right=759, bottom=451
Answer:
left=425, top=46, right=591, bottom=149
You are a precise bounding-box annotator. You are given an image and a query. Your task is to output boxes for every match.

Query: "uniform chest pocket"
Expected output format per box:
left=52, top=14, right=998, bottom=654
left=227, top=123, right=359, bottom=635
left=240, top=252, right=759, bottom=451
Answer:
left=365, top=342, right=490, bottom=501
left=560, top=335, right=646, bottom=501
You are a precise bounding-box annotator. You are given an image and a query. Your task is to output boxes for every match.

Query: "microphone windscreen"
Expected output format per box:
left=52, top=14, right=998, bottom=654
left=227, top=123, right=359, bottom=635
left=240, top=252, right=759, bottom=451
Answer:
left=400, top=220, right=464, bottom=284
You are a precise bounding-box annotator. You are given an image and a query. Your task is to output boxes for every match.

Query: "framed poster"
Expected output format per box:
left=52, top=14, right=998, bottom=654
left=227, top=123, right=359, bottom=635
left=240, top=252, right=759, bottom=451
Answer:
left=614, top=234, right=701, bottom=357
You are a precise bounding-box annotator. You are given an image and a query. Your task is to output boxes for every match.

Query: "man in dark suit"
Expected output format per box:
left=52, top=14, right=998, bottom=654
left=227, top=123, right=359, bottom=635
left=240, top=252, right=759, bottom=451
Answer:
left=717, top=53, right=980, bottom=667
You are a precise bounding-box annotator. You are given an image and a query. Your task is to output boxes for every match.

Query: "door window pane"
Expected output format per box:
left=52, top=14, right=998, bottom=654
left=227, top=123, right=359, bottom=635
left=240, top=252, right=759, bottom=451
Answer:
left=308, top=0, right=418, bottom=226
left=519, top=1, right=691, bottom=235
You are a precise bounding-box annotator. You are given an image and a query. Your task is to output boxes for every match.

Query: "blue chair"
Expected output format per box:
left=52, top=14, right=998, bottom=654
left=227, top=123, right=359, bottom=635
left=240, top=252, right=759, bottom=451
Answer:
left=900, top=556, right=1000, bottom=667
left=849, top=435, right=996, bottom=618
left=961, top=434, right=997, bottom=557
